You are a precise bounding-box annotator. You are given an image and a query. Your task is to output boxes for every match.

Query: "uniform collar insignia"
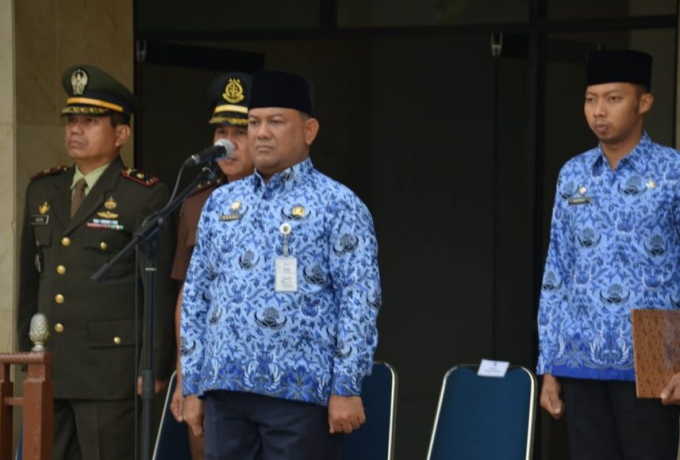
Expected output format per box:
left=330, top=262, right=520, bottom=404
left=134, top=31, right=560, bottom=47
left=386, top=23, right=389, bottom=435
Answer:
left=39, top=202, right=50, bottom=215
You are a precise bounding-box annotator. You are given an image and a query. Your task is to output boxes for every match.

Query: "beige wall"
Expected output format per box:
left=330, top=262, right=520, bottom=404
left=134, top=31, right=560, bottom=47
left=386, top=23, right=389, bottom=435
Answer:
left=0, top=0, right=16, bottom=354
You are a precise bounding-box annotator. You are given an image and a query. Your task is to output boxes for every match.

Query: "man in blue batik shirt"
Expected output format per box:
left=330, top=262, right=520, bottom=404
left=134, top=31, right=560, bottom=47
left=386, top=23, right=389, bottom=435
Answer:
left=537, top=50, right=680, bottom=460
left=180, top=70, right=381, bottom=460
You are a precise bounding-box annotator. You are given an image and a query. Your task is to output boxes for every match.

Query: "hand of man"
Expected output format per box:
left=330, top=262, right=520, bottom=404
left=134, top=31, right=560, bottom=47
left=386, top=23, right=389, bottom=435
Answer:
left=170, top=375, right=185, bottom=422
left=136, top=377, right=168, bottom=396
left=661, top=373, right=680, bottom=405
left=328, top=395, right=366, bottom=434
left=540, top=374, right=565, bottom=419
left=183, top=394, right=205, bottom=437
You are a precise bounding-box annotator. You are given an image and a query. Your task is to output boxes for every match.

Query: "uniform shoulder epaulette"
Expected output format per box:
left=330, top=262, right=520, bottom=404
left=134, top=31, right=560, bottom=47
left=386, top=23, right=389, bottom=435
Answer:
left=121, top=167, right=159, bottom=186
left=30, top=165, right=69, bottom=181
left=189, top=175, right=226, bottom=197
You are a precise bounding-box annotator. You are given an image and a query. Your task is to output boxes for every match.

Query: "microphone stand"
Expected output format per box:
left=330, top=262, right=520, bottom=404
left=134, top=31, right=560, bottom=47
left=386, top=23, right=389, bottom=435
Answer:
left=92, top=161, right=221, bottom=460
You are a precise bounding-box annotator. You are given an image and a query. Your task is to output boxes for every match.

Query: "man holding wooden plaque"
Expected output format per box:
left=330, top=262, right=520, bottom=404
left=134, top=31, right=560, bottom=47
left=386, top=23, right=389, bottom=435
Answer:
left=536, top=50, right=680, bottom=460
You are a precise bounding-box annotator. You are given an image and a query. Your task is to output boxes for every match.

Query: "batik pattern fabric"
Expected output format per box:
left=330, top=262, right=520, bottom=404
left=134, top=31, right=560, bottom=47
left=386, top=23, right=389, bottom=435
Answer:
left=181, top=158, right=381, bottom=405
left=537, top=133, right=680, bottom=381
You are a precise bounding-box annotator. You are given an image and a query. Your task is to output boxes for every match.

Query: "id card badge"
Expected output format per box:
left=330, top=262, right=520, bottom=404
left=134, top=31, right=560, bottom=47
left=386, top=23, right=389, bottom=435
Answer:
left=275, top=257, right=298, bottom=292
left=275, top=222, right=297, bottom=292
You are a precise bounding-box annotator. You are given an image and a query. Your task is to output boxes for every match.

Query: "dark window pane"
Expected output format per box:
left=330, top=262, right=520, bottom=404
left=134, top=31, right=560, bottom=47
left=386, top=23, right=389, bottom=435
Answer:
left=136, top=0, right=320, bottom=31
left=548, top=0, right=677, bottom=20
left=338, top=0, right=529, bottom=28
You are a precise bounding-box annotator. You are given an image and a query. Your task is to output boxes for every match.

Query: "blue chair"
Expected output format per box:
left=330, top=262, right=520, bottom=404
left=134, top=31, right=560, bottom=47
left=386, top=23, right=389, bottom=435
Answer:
left=344, top=362, right=397, bottom=460
left=15, top=427, right=22, bottom=460
left=153, top=370, right=192, bottom=460
left=427, top=364, right=537, bottom=460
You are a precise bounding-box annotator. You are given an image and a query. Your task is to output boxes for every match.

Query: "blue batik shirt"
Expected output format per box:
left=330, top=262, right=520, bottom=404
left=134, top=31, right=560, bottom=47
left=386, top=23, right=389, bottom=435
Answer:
left=180, top=158, right=381, bottom=405
left=537, top=133, right=680, bottom=381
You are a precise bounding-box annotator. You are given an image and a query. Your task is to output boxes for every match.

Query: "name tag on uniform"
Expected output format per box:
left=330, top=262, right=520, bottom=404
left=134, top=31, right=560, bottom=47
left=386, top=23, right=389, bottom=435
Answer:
left=29, top=215, right=49, bottom=226
left=275, top=257, right=298, bottom=292
left=568, top=197, right=591, bottom=205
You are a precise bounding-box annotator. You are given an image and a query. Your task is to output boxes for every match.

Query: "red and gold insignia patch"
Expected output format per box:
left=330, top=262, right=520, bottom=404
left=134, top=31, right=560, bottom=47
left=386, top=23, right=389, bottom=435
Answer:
left=30, top=165, right=69, bottom=181
left=121, top=168, right=159, bottom=186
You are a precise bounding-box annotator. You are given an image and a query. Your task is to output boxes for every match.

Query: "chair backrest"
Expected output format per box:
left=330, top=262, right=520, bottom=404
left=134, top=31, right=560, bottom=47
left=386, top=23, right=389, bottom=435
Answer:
left=153, top=370, right=192, bottom=460
left=343, top=362, right=397, bottom=460
left=427, top=365, right=537, bottom=460
left=15, top=428, right=21, bottom=460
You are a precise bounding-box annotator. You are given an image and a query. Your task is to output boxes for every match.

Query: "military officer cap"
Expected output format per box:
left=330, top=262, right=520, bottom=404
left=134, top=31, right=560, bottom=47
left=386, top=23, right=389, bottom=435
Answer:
left=207, top=72, right=252, bottom=126
left=249, top=70, right=315, bottom=117
left=61, top=65, right=139, bottom=120
left=586, top=50, right=653, bottom=90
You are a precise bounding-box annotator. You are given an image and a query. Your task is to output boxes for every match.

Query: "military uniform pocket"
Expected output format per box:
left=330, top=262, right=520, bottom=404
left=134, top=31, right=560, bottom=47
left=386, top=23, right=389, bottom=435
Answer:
left=83, top=229, right=129, bottom=253
left=82, top=229, right=133, bottom=276
left=88, top=319, right=137, bottom=348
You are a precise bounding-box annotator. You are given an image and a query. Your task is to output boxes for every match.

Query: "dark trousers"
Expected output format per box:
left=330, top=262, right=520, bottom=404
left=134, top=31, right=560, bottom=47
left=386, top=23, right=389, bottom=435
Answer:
left=53, top=398, right=136, bottom=460
left=560, top=378, right=680, bottom=460
left=203, top=391, right=343, bottom=460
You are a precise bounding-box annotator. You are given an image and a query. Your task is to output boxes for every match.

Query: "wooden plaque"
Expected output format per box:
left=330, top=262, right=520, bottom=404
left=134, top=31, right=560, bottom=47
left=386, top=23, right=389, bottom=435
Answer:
left=631, top=309, right=680, bottom=398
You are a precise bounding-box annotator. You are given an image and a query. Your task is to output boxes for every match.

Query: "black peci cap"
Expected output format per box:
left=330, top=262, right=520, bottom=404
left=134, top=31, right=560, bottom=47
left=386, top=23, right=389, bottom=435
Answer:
left=586, top=50, right=653, bottom=90
left=249, top=70, right=315, bottom=117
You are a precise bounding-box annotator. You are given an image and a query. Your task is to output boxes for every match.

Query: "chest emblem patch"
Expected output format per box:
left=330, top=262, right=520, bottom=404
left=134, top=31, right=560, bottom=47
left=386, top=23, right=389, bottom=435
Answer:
left=104, top=196, right=117, bottom=210
left=292, top=206, right=305, bottom=218
left=221, top=201, right=246, bottom=222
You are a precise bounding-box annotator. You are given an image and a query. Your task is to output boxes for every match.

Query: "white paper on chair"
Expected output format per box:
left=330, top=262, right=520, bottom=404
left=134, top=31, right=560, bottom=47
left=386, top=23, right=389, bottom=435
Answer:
left=477, top=359, right=510, bottom=378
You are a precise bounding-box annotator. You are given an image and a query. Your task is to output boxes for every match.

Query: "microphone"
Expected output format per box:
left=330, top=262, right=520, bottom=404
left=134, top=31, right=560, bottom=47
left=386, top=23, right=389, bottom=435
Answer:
left=184, top=139, right=234, bottom=166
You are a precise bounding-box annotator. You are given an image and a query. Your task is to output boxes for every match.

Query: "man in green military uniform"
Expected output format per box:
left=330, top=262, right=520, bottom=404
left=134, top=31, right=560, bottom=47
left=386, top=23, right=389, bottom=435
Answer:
left=16, top=65, right=176, bottom=460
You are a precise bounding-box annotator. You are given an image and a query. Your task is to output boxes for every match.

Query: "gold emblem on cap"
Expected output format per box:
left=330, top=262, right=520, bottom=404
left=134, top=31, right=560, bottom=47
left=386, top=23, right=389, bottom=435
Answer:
left=223, top=78, right=245, bottom=104
left=70, top=68, right=89, bottom=96
left=231, top=201, right=242, bottom=211
left=647, top=180, right=657, bottom=189
left=292, top=206, right=305, bottom=217
left=104, top=196, right=117, bottom=210
left=39, top=202, right=50, bottom=215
